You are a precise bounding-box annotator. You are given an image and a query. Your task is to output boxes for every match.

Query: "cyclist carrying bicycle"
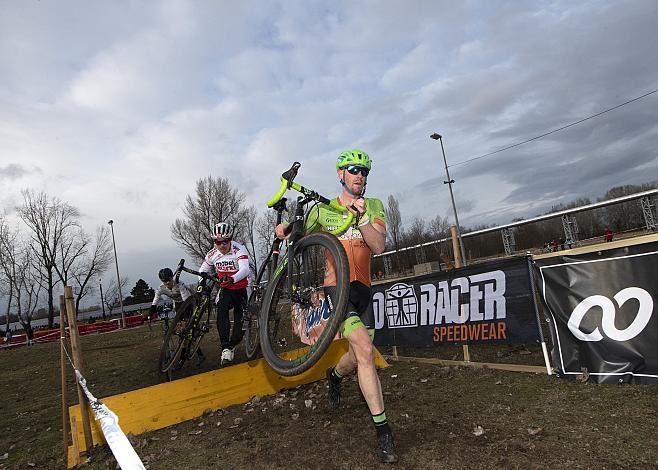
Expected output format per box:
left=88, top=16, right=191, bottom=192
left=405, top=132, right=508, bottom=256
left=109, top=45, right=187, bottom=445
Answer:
left=150, top=267, right=206, bottom=365
left=199, top=222, right=251, bottom=366
left=275, top=149, right=397, bottom=463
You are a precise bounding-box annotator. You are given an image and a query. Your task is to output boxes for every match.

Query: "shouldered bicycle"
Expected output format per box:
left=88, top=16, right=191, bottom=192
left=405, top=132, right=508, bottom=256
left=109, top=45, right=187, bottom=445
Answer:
left=248, top=162, right=359, bottom=376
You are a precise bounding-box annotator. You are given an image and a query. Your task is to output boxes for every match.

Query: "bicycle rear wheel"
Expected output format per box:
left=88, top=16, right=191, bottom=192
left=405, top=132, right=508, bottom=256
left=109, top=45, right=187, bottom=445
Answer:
left=259, top=231, right=349, bottom=376
left=158, top=297, right=195, bottom=373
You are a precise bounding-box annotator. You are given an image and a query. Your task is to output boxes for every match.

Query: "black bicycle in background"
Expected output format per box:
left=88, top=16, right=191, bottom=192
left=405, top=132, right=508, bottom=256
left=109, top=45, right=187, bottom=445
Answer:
left=158, top=259, right=228, bottom=379
left=241, top=197, right=288, bottom=361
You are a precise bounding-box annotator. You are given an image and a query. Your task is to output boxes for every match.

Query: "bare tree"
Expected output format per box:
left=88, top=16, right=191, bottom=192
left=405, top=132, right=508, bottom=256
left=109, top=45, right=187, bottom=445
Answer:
left=171, top=176, right=249, bottom=264
left=15, top=260, right=42, bottom=332
left=18, top=190, right=80, bottom=328
left=404, top=217, right=428, bottom=246
left=103, top=276, right=129, bottom=316
left=427, top=214, right=452, bottom=262
left=243, top=206, right=259, bottom=275
left=0, top=216, right=18, bottom=333
left=0, top=221, right=41, bottom=331
left=386, top=195, right=402, bottom=251
left=385, top=195, right=404, bottom=273
left=71, top=226, right=114, bottom=316
left=599, top=182, right=658, bottom=233
left=53, top=225, right=88, bottom=287
left=428, top=214, right=450, bottom=239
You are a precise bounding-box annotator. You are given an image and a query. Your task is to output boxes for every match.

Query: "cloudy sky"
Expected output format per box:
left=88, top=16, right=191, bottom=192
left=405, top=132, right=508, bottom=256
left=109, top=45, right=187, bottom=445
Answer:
left=2, top=0, right=657, bottom=297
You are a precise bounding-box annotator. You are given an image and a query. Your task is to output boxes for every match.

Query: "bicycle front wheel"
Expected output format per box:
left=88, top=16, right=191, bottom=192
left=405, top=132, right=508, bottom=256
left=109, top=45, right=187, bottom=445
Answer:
left=259, top=231, right=349, bottom=376
left=158, top=297, right=195, bottom=373
left=244, top=288, right=263, bottom=361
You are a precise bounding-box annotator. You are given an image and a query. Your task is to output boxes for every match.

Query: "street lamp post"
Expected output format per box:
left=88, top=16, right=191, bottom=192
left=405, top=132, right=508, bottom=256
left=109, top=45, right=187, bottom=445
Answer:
left=107, top=220, right=126, bottom=328
left=99, top=278, right=106, bottom=320
left=430, top=133, right=468, bottom=266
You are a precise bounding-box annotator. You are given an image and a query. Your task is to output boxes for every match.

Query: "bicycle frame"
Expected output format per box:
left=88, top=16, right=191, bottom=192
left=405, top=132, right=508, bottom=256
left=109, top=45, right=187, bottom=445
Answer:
left=174, top=259, right=220, bottom=342
left=266, top=162, right=356, bottom=296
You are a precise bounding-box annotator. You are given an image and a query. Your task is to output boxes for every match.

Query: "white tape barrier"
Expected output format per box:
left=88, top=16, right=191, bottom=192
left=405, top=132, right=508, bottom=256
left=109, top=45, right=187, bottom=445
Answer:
left=75, top=370, right=145, bottom=470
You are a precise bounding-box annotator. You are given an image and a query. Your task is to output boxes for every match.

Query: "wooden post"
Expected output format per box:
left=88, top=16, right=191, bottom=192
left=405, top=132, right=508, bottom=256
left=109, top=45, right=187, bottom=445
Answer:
left=450, top=226, right=462, bottom=269
left=64, top=286, right=94, bottom=452
left=59, top=295, right=69, bottom=459
left=450, top=226, right=470, bottom=361
left=70, top=416, right=81, bottom=467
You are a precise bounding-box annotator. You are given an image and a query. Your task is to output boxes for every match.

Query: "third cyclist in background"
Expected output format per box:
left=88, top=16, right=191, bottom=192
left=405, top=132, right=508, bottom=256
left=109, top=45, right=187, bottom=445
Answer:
left=199, top=222, right=251, bottom=366
left=150, top=267, right=205, bottom=365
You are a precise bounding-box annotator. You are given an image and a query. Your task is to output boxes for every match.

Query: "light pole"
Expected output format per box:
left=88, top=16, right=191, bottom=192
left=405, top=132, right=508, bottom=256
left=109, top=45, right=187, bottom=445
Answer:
left=107, top=220, right=126, bottom=327
left=99, top=278, right=106, bottom=320
left=430, top=133, right=468, bottom=266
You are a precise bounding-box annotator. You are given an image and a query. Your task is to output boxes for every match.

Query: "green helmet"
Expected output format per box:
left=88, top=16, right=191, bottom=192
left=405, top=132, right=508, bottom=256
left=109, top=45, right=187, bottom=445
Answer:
left=336, top=149, right=372, bottom=171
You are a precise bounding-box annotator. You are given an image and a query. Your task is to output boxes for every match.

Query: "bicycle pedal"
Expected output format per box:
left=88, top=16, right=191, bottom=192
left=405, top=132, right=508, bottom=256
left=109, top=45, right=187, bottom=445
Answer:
left=201, top=325, right=210, bottom=333
left=278, top=338, right=287, bottom=347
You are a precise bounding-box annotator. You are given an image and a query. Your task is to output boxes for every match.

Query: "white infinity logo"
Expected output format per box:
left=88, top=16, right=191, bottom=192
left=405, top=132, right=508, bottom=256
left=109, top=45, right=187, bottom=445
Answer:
left=567, top=287, right=653, bottom=342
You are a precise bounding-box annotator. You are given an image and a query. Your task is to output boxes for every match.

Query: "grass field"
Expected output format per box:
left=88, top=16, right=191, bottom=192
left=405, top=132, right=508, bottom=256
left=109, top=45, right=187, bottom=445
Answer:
left=1, top=324, right=656, bottom=469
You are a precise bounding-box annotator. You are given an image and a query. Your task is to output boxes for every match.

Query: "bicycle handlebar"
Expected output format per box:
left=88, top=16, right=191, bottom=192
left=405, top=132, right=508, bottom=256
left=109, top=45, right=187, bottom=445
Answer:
left=266, top=162, right=355, bottom=235
left=175, top=259, right=230, bottom=285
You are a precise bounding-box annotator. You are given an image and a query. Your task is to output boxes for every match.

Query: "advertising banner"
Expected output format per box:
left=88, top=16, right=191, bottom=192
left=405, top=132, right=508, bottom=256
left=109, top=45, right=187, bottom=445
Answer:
left=372, top=257, right=540, bottom=347
left=535, top=242, right=658, bottom=384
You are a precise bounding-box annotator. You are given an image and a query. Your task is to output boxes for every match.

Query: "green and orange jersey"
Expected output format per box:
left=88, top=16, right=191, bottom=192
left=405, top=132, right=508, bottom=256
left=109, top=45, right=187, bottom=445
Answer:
left=305, top=197, right=386, bottom=287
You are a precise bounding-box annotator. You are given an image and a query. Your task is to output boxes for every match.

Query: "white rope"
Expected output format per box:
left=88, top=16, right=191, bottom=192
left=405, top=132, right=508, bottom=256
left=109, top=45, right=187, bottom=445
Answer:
left=61, top=338, right=145, bottom=470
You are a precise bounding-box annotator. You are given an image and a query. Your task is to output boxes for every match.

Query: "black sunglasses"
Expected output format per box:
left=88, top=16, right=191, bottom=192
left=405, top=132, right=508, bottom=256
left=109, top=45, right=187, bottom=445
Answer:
left=345, top=165, right=369, bottom=177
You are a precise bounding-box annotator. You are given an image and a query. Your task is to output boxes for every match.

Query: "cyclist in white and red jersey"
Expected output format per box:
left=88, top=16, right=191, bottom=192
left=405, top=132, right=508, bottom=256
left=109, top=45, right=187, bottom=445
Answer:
left=199, top=222, right=251, bottom=366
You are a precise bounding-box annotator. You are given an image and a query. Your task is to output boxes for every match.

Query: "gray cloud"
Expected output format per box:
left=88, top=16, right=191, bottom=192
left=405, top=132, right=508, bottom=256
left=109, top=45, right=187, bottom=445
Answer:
left=0, top=164, right=41, bottom=181
left=1, top=1, right=657, bottom=306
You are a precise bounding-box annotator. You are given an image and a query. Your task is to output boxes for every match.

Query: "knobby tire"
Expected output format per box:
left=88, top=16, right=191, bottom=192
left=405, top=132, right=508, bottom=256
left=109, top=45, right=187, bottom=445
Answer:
left=244, top=289, right=263, bottom=360
left=259, top=231, right=349, bottom=376
left=158, top=297, right=195, bottom=373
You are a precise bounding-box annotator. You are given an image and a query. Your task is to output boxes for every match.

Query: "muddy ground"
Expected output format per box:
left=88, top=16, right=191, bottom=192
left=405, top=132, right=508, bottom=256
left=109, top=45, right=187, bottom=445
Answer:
left=1, top=324, right=656, bottom=469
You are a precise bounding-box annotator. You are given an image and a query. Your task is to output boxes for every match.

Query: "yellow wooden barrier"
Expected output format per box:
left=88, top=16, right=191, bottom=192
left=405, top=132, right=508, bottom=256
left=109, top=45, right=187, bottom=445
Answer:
left=68, top=339, right=388, bottom=467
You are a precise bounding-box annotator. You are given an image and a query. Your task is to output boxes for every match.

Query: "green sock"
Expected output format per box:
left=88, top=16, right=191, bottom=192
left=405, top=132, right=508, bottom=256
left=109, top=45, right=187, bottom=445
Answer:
left=330, top=367, right=343, bottom=381
left=372, top=410, right=391, bottom=436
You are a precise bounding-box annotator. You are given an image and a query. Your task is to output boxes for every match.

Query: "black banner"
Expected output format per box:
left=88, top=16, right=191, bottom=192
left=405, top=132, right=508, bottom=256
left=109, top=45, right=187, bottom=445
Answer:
left=535, top=242, right=658, bottom=384
left=372, top=257, right=540, bottom=347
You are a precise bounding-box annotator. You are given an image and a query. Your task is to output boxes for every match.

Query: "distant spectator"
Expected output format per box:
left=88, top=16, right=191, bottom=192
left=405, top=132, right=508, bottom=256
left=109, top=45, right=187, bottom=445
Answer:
left=377, top=270, right=384, bottom=280
left=551, top=240, right=558, bottom=252
left=5, top=329, right=12, bottom=344
left=559, top=238, right=565, bottom=250
left=604, top=228, right=614, bottom=242
left=565, top=238, right=573, bottom=249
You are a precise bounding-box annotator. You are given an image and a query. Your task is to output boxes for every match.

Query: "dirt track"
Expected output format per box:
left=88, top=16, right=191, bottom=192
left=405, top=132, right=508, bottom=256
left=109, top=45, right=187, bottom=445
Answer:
left=1, top=325, right=656, bottom=469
